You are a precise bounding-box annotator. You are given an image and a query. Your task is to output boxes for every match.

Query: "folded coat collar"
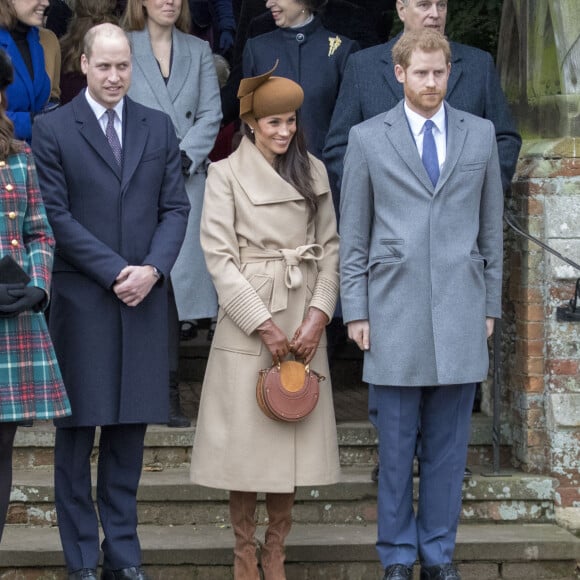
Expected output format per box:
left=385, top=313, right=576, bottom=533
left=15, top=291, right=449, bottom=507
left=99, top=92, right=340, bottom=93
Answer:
left=227, top=136, right=329, bottom=205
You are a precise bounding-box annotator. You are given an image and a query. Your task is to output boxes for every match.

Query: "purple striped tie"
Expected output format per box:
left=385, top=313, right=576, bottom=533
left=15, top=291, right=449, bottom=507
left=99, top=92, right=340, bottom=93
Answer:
left=106, top=109, right=122, bottom=166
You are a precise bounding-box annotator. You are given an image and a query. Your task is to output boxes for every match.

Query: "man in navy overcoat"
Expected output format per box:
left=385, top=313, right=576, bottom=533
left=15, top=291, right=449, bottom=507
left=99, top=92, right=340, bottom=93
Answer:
left=340, top=30, right=503, bottom=580
left=32, top=24, right=189, bottom=580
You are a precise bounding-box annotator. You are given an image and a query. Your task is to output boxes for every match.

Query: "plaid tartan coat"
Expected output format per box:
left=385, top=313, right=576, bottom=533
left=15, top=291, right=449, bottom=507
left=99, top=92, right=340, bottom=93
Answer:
left=0, top=146, right=70, bottom=422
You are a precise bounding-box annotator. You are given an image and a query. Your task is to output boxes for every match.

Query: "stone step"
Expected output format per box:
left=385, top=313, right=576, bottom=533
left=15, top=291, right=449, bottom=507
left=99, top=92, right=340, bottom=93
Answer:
left=1, top=522, right=579, bottom=579
left=8, top=466, right=556, bottom=528
left=12, top=416, right=511, bottom=470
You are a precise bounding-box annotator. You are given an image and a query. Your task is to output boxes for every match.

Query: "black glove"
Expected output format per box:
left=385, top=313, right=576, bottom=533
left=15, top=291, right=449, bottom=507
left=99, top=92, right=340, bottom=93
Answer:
left=0, top=286, right=45, bottom=316
left=0, top=283, right=25, bottom=317
left=180, top=150, right=193, bottom=177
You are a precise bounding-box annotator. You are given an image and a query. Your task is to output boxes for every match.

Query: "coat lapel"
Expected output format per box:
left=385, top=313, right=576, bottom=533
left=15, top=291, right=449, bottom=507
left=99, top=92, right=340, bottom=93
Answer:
left=229, top=138, right=329, bottom=205
left=383, top=101, right=434, bottom=193
left=0, top=31, right=35, bottom=108
left=166, top=29, right=189, bottom=102
left=380, top=37, right=404, bottom=104
left=120, top=98, right=148, bottom=192
left=130, top=29, right=180, bottom=130
left=446, top=42, right=463, bottom=100
left=73, top=94, right=122, bottom=179
left=435, top=103, right=466, bottom=194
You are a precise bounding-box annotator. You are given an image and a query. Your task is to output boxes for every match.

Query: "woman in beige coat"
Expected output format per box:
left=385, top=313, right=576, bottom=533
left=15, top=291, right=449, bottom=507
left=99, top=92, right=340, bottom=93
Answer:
left=191, top=66, right=340, bottom=580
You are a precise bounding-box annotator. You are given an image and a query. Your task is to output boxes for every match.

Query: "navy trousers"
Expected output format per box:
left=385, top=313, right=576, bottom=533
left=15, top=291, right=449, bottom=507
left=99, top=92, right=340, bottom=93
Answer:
left=54, top=424, right=147, bottom=572
left=374, top=383, right=475, bottom=568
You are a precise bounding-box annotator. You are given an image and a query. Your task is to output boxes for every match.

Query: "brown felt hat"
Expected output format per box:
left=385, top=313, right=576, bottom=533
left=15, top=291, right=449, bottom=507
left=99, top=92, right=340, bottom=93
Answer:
left=0, top=49, right=13, bottom=91
left=238, top=61, right=304, bottom=128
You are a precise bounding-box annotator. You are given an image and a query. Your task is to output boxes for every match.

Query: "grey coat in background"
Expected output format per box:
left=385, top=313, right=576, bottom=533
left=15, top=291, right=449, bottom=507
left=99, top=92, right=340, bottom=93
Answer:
left=128, top=27, right=222, bottom=320
left=339, top=101, right=504, bottom=387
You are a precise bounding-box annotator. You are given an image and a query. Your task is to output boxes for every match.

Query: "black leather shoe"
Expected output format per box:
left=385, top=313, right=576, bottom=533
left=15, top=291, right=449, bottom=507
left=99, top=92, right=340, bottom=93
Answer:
left=101, top=567, right=149, bottom=580
left=69, top=570, right=97, bottom=580
left=383, top=563, right=413, bottom=579
left=421, top=563, right=461, bottom=579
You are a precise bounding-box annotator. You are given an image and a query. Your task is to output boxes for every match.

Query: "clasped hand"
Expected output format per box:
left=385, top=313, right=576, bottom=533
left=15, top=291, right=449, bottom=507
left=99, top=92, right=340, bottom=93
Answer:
left=257, top=308, right=328, bottom=365
left=113, top=265, right=157, bottom=307
left=0, top=283, right=45, bottom=317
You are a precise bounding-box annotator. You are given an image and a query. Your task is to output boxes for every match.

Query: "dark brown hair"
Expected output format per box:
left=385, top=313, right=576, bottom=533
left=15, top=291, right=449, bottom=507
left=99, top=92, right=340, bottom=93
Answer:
left=244, top=113, right=318, bottom=215
left=122, top=0, right=191, bottom=33
left=0, top=91, right=24, bottom=160
left=61, top=0, right=118, bottom=74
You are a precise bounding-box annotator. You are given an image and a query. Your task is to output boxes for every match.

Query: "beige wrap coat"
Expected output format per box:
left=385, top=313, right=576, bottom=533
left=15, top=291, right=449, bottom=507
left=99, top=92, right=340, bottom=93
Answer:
left=191, top=137, right=340, bottom=492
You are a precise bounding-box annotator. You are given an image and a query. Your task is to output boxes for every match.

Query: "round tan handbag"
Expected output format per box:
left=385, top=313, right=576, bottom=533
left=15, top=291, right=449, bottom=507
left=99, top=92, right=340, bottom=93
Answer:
left=256, top=360, right=324, bottom=422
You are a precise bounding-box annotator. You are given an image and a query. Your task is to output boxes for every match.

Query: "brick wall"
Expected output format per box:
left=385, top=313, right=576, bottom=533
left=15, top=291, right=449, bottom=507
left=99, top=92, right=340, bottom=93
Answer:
left=504, top=137, right=580, bottom=522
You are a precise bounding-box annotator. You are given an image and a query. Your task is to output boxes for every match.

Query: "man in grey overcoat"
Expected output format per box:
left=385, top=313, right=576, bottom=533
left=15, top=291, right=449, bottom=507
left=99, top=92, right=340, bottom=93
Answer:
left=339, top=30, right=503, bottom=580
left=32, top=24, right=189, bottom=580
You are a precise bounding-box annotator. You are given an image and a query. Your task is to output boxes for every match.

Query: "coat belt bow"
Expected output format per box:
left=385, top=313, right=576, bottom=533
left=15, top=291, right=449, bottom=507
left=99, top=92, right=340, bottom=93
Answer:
left=239, top=244, right=324, bottom=312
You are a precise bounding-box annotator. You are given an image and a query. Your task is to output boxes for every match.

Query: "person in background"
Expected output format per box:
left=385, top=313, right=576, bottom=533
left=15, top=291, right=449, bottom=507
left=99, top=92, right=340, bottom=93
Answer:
left=32, top=24, right=189, bottom=580
left=38, top=24, right=61, bottom=104
left=243, top=0, right=358, bottom=167
left=190, top=0, right=236, bottom=61
left=0, top=47, right=70, bottom=544
left=59, top=0, right=117, bottom=104
left=340, top=30, right=504, bottom=580
left=44, top=0, right=73, bottom=37
left=123, top=0, right=222, bottom=428
left=191, top=66, right=340, bottom=580
left=0, top=0, right=52, bottom=141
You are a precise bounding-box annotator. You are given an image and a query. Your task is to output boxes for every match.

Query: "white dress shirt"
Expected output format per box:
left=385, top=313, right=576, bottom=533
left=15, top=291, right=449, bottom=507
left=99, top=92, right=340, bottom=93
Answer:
left=404, top=101, right=446, bottom=170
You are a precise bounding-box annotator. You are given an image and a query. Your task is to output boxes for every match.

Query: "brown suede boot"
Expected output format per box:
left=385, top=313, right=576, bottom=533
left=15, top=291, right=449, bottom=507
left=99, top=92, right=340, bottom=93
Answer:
left=261, top=491, right=295, bottom=580
left=229, top=491, right=260, bottom=580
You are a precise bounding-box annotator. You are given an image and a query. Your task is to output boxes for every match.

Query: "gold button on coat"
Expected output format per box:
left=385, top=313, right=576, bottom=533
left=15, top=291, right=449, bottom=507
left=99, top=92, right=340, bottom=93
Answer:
left=11, top=239, right=18, bottom=247
left=5, top=184, right=13, bottom=191
left=8, top=211, right=16, bottom=219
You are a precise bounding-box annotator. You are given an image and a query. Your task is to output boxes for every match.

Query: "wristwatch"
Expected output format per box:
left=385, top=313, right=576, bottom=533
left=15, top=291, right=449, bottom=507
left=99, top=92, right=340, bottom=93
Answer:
left=149, top=265, right=162, bottom=280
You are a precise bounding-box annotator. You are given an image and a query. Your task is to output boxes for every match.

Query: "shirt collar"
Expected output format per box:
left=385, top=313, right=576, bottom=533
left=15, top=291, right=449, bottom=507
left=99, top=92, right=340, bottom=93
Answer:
left=84, top=89, right=124, bottom=124
left=404, top=101, right=446, bottom=136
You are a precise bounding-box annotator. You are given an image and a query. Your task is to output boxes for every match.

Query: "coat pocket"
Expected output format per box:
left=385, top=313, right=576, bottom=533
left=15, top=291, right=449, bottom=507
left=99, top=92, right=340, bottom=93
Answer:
left=370, top=239, right=404, bottom=266
left=212, top=274, right=273, bottom=356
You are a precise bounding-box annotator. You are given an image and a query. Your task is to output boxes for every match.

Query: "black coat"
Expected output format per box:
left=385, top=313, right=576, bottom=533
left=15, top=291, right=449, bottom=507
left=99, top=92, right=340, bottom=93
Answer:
left=243, top=17, right=358, bottom=159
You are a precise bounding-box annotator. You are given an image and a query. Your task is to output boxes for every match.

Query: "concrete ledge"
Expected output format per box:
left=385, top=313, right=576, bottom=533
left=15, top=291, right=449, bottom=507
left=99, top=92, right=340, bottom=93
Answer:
left=13, top=415, right=510, bottom=449
left=1, top=523, right=579, bottom=568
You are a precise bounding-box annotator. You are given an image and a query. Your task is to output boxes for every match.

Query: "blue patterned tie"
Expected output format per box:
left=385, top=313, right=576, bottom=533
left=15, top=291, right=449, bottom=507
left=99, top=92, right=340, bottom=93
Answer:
left=106, top=109, right=122, bottom=166
left=422, top=119, right=439, bottom=187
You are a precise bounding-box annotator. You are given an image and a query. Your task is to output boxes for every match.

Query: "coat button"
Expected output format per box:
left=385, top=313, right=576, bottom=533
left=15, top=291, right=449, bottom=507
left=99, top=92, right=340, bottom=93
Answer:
left=11, top=239, right=18, bottom=247
left=186, top=111, right=192, bottom=119
left=296, top=33, right=305, bottom=43
left=5, top=184, right=13, bottom=191
left=8, top=211, right=16, bottom=219
left=0, top=160, right=5, bottom=167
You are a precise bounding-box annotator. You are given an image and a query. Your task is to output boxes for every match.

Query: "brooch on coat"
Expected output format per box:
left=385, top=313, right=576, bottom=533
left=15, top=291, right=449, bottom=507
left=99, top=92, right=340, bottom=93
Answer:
left=328, top=36, right=342, bottom=57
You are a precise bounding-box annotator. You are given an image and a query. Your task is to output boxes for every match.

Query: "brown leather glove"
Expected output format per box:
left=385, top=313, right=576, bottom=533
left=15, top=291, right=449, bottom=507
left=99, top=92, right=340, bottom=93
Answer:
left=257, top=318, right=290, bottom=363
left=290, top=307, right=328, bottom=364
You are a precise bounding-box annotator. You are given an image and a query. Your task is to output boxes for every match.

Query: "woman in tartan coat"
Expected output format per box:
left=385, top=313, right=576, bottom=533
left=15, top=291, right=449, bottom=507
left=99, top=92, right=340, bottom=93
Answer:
left=0, top=49, right=70, bottom=543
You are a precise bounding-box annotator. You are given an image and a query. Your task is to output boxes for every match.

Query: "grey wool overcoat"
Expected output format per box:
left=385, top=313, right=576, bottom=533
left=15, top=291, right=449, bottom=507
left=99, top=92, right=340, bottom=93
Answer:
left=339, top=102, right=504, bottom=387
left=127, top=27, right=222, bottom=320
left=191, top=137, right=341, bottom=492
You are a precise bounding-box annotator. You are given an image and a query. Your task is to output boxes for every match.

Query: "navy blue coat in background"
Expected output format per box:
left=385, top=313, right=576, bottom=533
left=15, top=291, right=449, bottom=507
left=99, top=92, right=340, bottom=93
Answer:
left=32, top=94, right=190, bottom=427
left=243, top=16, right=359, bottom=160
left=323, top=35, right=522, bottom=196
